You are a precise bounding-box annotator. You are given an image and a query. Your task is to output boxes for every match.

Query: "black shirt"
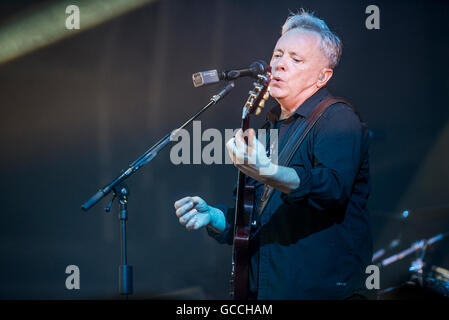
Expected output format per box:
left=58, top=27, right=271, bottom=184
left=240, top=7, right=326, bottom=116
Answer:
left=208, top=87, right=373, bottom=299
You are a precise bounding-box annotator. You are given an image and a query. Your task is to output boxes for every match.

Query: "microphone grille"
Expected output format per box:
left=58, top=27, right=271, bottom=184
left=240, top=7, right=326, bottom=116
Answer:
left=192, top=70, right=220, bottom=87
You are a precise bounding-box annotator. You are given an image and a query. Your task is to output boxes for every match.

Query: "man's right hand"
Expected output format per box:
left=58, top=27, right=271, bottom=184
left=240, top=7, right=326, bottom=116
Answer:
left=174, top=196, right=214, bottom=231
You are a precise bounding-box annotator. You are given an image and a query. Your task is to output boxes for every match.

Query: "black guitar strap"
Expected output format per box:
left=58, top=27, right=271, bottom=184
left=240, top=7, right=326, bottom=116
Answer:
left=257, top=97, right=357, bottom=216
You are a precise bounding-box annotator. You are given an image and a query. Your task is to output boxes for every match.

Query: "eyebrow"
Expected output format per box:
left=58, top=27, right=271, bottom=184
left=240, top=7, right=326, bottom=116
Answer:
left=273, top=48, right=303, bottom=58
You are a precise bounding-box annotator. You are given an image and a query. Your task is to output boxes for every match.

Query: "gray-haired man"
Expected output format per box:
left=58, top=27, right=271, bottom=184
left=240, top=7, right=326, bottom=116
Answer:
left=175, top=10, right=373, bottom=300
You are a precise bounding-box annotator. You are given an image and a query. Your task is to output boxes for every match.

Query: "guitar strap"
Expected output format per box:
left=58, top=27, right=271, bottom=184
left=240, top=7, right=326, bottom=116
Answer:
left=257, top=96, right=357, bottom=216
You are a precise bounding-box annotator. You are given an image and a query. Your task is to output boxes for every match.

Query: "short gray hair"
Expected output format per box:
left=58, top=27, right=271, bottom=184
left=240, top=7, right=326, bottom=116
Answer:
left=281, top=9, right=342, bottom=69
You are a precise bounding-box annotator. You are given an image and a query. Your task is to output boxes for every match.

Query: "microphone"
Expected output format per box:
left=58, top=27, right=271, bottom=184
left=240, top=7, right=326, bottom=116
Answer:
left=192, top=60, right=268, bottom=87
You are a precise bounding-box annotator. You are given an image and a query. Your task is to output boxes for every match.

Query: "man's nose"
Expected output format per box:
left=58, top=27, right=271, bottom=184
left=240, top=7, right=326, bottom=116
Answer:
left=273, top=57, right=286, bottom=72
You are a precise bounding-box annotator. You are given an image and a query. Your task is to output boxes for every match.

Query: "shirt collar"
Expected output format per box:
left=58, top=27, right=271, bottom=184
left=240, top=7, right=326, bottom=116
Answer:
left=266, top=87, right=331, bottom=125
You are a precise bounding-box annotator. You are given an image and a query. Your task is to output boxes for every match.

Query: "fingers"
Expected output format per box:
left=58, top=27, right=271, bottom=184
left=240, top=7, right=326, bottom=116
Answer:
left=247, top=129, right=256, bottom=156
left=174, top=196, right=192, bottom=210
left=226, top=137, right=237, bottom=163
left=235, top=134, right=247, bottom=161
left=228, top=129, right=254, bottom=165
left=179, top=208, right=197, bottom=225
left=175, top=196, right=205, bottom=209
left=185, top=214, right=198, bottom=230
left=191, top=196, right=209, bottom=212
left=190, top=196, right=203, bottom=206
left=174, top=196, right=208, bottom=230
left=235, top=129, right=255, bottom=145
left=175, top=200, right=194, bottom=218
left=234, top=129, right=247, bottom=154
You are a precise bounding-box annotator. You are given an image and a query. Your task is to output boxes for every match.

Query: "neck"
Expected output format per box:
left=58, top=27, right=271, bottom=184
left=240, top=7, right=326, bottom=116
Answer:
left=278, top=86, right=321, bottom=120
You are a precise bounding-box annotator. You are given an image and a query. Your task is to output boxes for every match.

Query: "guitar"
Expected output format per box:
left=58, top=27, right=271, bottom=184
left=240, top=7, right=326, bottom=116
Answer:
left=230, top=67, right=271, bottom=299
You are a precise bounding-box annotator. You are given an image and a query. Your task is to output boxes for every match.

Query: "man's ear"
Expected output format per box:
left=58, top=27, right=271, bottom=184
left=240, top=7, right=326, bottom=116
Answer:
left=317, top=68, right=333, bottom=88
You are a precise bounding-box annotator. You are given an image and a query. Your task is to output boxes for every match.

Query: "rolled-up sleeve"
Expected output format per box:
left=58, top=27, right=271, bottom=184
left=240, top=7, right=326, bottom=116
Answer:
left=281, top=103, right=362, bottom=210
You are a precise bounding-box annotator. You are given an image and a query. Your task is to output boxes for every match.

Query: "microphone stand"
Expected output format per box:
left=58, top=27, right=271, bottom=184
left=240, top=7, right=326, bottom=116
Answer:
left=81, top=82, right=235, bottom=299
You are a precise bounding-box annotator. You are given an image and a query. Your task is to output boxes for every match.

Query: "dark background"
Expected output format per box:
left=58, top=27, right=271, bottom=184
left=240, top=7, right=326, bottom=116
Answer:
left=0, top=0, right=448, bottom=299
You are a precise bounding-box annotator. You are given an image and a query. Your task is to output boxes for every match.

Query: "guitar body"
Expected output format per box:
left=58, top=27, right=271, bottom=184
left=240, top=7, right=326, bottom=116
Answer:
left=232, top=176, right=254, bottom=300
left=230, top=68, right=271, bottom=299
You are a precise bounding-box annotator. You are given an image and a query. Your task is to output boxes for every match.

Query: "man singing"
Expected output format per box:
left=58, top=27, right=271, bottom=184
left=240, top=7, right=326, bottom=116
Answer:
left=174, top=10, right=373, bottom=300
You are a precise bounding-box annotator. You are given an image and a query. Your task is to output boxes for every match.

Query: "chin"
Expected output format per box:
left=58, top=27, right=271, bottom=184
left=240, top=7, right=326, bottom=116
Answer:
left=269, top=87, right=285, bottom=100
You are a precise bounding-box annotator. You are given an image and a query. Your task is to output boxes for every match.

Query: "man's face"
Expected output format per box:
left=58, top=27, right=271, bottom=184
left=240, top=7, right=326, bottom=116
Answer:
left=269, top=29, right=330, bottom=105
